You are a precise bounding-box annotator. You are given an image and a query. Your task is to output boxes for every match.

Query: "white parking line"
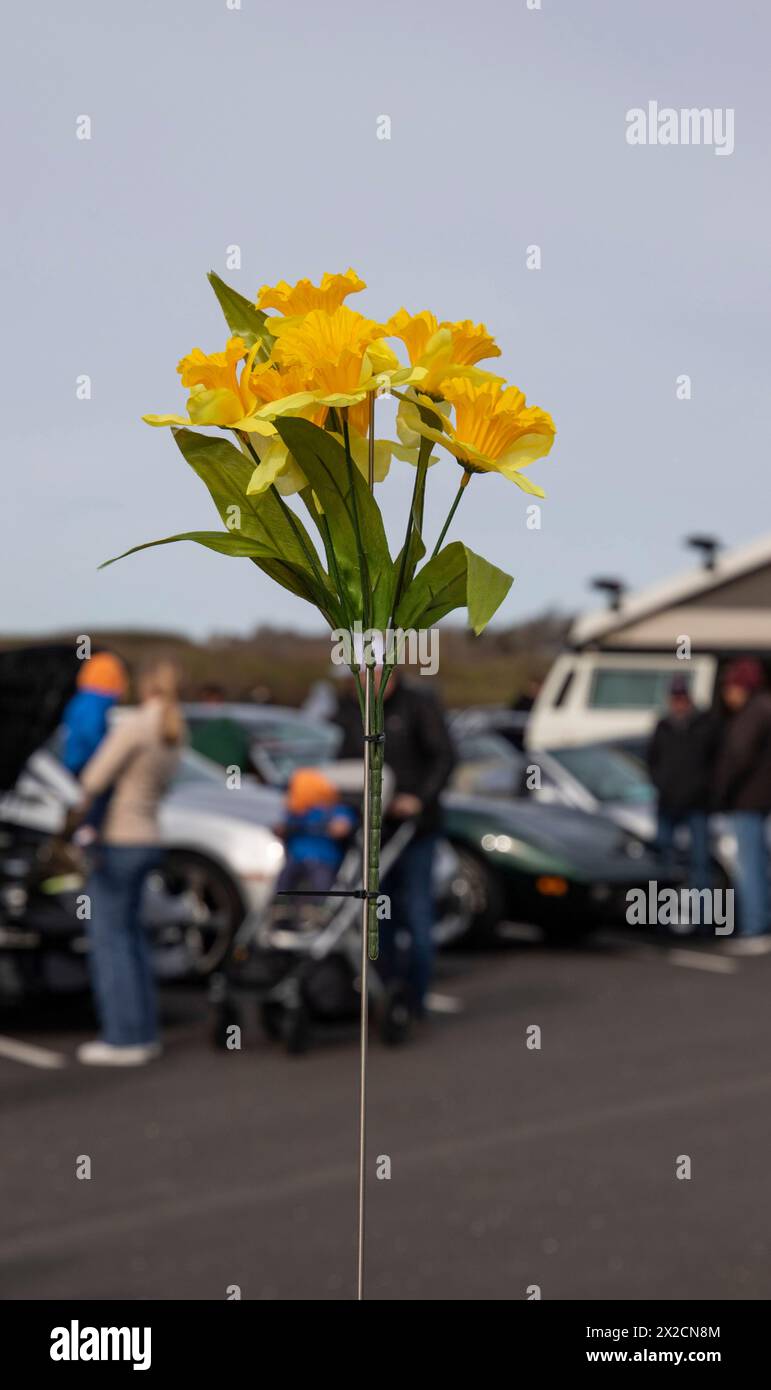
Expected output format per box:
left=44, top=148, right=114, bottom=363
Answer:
left=0, top=1036, right=68, bottom=1069
left=665, top=949, right=739, bottom=974
left=632, top=946, right=739, bottom=974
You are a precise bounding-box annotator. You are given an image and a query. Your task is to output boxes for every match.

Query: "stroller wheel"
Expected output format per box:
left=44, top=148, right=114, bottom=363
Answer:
left=284, top=1003, right=311, bottom=1056
left=259, top=999, right=285, bottom=1042
left=211, top=1000, right=243, bottom=1051
left=380, top=985, right=412, bottom=1047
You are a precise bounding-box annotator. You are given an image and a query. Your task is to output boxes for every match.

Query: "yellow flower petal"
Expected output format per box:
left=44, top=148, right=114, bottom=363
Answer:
left=246, top=440, right=307, bottom=496
left=257, top=269, right=366, bottom=317
left=143, top=413, right=193, bottom=428
left=407, top=375, right=555, bottom=488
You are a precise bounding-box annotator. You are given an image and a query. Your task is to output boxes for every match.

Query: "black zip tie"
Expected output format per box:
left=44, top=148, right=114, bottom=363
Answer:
left=275, top=888, right=381, bottom=900
left=363, top=732, right=385, bottom=744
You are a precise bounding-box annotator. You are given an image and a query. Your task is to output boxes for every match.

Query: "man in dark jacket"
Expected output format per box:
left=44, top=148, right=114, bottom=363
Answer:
left=713, top=659, right=771, bottom=941
left=647, top=676, right=721, bottom=888
left=333, top=670, right=455, bottom=1015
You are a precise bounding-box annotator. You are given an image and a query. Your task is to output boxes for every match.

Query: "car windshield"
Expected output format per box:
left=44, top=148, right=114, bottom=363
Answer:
left=546, top=744, right=655, bottom=804
left=451, top=732, right=523, bottom=797
left=185, top=712, right=341, bottom=787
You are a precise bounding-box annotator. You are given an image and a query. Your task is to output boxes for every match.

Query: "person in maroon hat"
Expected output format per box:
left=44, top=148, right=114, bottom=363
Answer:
left=713, top=658, right=771, bottom=946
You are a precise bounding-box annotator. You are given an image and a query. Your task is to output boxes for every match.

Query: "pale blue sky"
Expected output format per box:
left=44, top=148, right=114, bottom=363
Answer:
left=2, top=0, right=768, bottom=636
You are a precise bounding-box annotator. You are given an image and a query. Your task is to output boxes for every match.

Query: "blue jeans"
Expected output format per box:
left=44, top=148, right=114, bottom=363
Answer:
left=728, top=812, right=770, bottom=937
left=657, top=810, right=711, bottom=889
left=87, top=846, right=161, bottom=1045
left=380, top=833, right=437, bottom=1012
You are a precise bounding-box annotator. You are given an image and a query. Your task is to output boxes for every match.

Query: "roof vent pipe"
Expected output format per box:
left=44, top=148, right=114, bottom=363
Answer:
left=684, top=535, right=721, bottom=571
left=590, top=577, right=626, bottom=612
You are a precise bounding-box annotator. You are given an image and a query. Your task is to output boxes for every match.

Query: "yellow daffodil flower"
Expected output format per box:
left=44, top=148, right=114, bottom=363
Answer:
left=143, top=336, right=274, bottom=435
left=249, top=360, right=327, bottom=427
left=408, top=377, right=556, bottom=495
left=386, top=309, right=502, bottom=397
left=268, top=305, right=418, bottom=412
left=256, top=268, right=366, bottom=317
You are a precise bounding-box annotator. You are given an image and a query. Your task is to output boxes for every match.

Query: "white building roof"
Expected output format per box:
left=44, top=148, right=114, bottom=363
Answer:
left=570, top=532, right=771, bottom=650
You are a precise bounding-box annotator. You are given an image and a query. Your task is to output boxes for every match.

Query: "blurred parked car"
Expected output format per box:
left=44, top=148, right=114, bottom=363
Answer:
left=184, top=702, right=679, bottom=948
left=452, top=719, right=656, bottom=835
left=0, top=745, right=285, bottom=998
left=184, top=702, right=341, bottom=786
left=0, top=648, right=288, bottom=998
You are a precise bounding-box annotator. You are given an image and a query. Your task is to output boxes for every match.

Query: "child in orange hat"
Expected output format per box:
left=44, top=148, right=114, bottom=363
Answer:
left=61, top=652, right=129, bottom=839
left=62, top=652, right=129, bottom=775
left=276, top=768, right=357, bottom=895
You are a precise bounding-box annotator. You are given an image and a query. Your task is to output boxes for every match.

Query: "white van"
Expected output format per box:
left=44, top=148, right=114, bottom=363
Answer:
left=526, top=531, right=771, bottom=750
left=526, top=651, right=717, bottom=750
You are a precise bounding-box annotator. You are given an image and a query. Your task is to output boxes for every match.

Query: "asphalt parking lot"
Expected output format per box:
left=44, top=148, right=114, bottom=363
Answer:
left=2, top=932, right=771, bottom=1302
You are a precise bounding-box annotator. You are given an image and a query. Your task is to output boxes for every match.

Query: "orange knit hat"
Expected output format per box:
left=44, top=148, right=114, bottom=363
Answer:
left=77, top=651, right=128, bottom=697
left=287, top=768, right=338, bottom=815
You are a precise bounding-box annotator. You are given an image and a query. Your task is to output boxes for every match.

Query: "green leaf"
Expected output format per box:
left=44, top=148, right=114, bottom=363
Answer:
left=99, top=530, right=333, bottom=616
left=207, top=271, right=273, bottom=355
left=395, top=542, right=513, bottom=635
left=463, top=545, right=514, bottom=635
left=394, top=542, right=468, bottom=630
left=99, top=530, right=279, bottom=568
left=274, top=417, right=394, bottom=626
left=103, top=426, right=347, bottom=624
left=171, top=428, right=335, bottom=603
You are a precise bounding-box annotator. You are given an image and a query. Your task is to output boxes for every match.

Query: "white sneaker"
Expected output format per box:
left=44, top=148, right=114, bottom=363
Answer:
left=424, top=992, right=465, bottom=1015
left=720, top=937, right=771, bottom=957
left=77, top=1040, right=162, bottom=1067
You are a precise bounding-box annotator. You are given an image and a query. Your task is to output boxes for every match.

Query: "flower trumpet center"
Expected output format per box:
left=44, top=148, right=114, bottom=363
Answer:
left=442, top=378, right=551, bottom=466
left=270, top=306, right=386, bottom=397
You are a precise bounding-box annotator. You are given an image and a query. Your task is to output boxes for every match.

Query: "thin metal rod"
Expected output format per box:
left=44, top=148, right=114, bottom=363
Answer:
left=357, top=664, right=372, bottom=1301
left=356, top=392, right=377, bottom=1302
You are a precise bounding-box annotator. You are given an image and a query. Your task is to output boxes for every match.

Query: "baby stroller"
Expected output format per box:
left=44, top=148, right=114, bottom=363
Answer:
left=208, top=761, right=417, bottom=1054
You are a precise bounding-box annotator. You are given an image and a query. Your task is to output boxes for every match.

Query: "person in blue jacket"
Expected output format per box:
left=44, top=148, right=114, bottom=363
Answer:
left=61, top=653, right=129, bottom=834
left=62, top=651, right=129, bottom=775
left=277, top=768, right=356, bottom=895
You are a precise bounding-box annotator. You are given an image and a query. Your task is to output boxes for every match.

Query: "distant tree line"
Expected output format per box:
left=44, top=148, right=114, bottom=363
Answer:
left=0, top=611, right=572, bottom=709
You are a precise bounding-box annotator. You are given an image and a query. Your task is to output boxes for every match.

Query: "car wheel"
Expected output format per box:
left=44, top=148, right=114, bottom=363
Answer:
left=433, top=842, right=504, bottom=947
left=143, top=850, right=245, bottom=977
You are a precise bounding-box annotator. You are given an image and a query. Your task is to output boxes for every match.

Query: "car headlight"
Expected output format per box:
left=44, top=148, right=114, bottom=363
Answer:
left=482, top=833, right=512, bottom=853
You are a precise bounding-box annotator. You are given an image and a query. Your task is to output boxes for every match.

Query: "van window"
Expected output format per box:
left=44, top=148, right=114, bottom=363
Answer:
left=552, top=670, right=575, bottom=708
left=588, top=668, right=692, bottom=710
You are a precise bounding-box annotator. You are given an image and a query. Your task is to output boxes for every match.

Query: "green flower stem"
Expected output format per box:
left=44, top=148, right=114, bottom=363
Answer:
left=431, top=470, right=472, bottom=557
left=388, top=434, right=432, bottom=629
left=364, top=664, right=384, bottom=961
left=342, top=413, right=372, bottom=630
left=375, top=662, right=395, bottom=725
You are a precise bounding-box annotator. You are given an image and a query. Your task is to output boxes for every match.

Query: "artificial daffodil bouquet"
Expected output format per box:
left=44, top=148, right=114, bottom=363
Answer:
left=107, top=268, right=556, bottom=959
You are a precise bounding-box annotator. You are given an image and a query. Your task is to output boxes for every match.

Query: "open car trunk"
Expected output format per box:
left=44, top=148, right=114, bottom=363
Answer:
left=0, top=645, right=80, bottom=792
